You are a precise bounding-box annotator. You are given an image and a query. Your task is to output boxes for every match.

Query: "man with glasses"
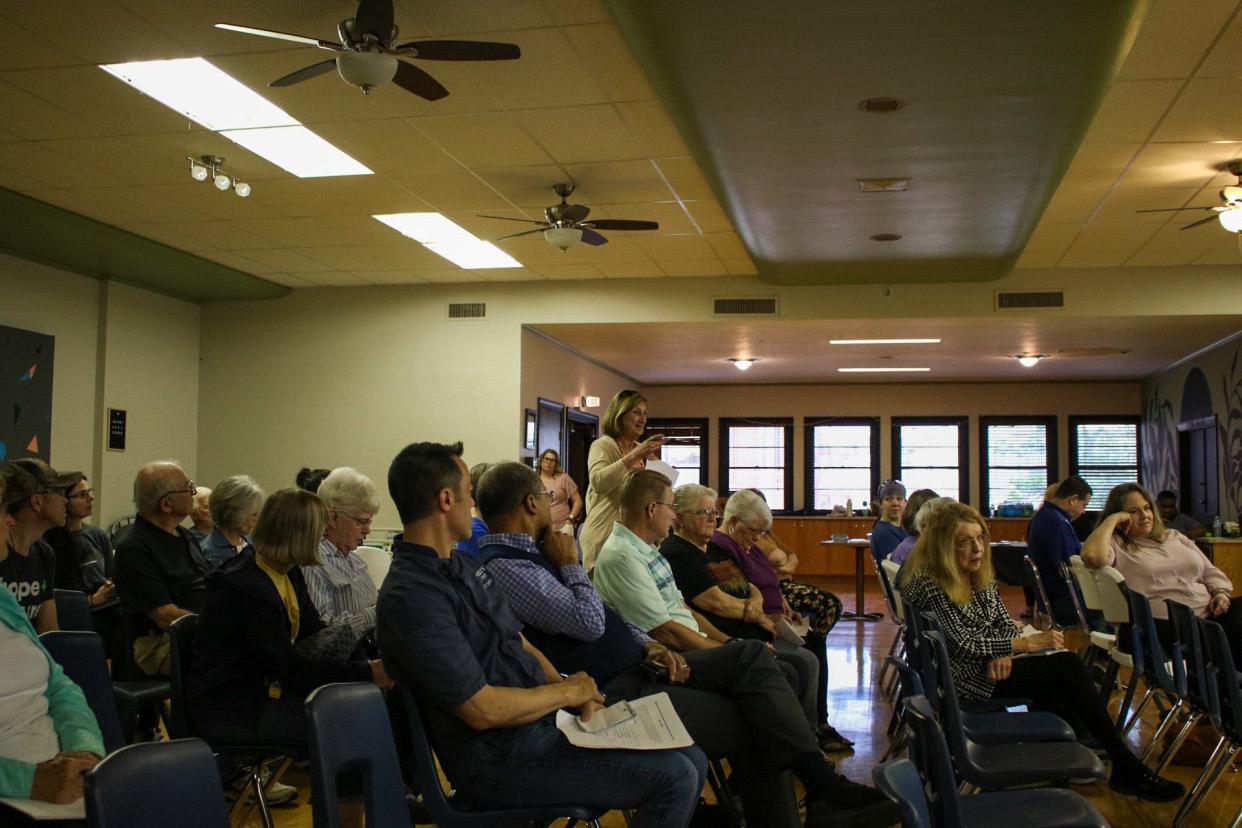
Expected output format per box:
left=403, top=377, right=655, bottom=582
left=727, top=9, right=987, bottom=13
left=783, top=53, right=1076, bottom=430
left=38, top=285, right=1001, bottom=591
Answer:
left=114, top=461, right=209, bottom=675
left=0, top=459, right=82, bottom=633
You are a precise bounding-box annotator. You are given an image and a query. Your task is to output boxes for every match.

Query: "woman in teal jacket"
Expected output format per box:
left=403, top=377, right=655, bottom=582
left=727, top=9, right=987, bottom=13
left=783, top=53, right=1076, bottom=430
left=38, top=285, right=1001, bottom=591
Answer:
left=0, top=465, right=104, bottom=804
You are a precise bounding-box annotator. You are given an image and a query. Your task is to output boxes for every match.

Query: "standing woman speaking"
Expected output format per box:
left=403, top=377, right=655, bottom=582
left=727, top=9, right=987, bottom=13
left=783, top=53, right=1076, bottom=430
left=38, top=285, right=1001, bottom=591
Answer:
left=579, top=390, right=664, bottom=570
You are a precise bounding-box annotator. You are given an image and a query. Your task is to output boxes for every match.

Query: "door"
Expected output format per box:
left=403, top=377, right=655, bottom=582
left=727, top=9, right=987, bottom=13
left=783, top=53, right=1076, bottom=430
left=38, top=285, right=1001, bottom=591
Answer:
left=536, top=398, right=565, bottom=463
left=565, top=409, right=599, bottom=503
left=1178, top=418, right=1217, bottom=520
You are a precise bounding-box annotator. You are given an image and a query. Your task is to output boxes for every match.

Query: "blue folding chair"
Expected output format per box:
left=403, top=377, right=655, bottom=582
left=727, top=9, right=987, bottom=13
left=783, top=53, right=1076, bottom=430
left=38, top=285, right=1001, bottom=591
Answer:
left=1120, top=590, right=1184, bottom=742
left=1148, top=599, right=1212, bottom=771
left=903, top=695, right=1108, bottom=827
left=399, top=686, right=603, bottom=828
left=85, top=738, right=228, bottom=828
left=39, top=630, right=127, bottom=753
left=54, top=588, right=94, bottom=632
left=871, top=759, right=932, bottom=828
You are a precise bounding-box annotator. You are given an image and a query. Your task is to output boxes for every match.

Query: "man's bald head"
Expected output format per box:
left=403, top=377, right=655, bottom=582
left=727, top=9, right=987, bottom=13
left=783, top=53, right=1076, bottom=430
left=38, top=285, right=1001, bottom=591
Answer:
left=134, top=461, right=192, bottom=517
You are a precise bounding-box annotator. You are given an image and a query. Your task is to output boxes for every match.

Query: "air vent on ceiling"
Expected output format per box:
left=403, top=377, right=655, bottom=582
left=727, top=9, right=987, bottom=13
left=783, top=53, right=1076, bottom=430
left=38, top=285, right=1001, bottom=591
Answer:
left=713, top=297, right=778, bottom=316
left=995, top=290, right=1064, bottom=310
left=447, top=302, right=486, bottom=319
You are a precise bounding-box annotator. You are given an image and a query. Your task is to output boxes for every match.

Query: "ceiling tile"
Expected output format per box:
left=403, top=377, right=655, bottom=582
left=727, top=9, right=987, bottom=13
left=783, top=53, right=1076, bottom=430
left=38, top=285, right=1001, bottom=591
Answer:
left=1023, top=221, right=1081, bottom=252
left=1193, top=246, right=1242, bottom=265
left=498, top=235, right=649, bottom=266
left=0, top=80, right=109, bottom=141
left=633, top=235, right=716, bottom=261
left=6, top=66, right=193, bottom=138
left=1036, top=185, right=1110, bottom=223
left=1115, top=0, right=1239, bottom=80
left=1197, top=9, right=1242, bottom=76
left=351, top=270, right=428, bottom=285
left=594, top=260, right=666, bottom=279
left=472, top=167, right=581, bottom=208
left=514, top=104, right=646, bottom=163
left=311, top=120, right=464, bottom=174
left=408, top=111, right=553, bottom=168
left=1129, top=221, right=1220, bottom=251
left=704, top=232, right=749, bottom=259
left=388, top=170, right=512, bottom=211
left=396, top=0, right=552, bottom=35
left=535, top=263, right=605, bottom=280
left=658, top=259, right=727, bottom=277
left=680, top=199, right=736, bottom=233
left=1090, top=185, right=1206, bottom=223
left=298, top=243, right=443, bottom=271
left=1124, top=248, right=1203, bottom=266
left=1058, top=143, right=1142, bottom=188
left=229, top=248, right=340, bottom=274
left=25, top=185, right=213, bottom=224
left=195, top=249, right=275, bottom=274
left=562, top=23, right=657, bottom=102
left=411, top=269, right=485, bottom=283
left=0, top=15, right=84, bottom=68
left=146, top=182, right=284, bottom=221
left=121, top=220, right=272, bottom=252
left=1081, top=80, right=1183, bottom=143
left=616, top=100, right=694, bottom=158
left=1068, top=221, right=1160, bottom=251
left=246, top=177, right=432, bottom=218
left=722, top=257, right=758, bottom=276
left=255, top=272, right=316, bottom=288
left=597, top=201, right=698, bottom=234
left=0, top=161, right=52, bottom=190
left=560, top=160, right=672, bottom=203
left=1013, top=250, right=1063, bottom=268
left=450, top=27, right=607, bottom=111
left=1055, top=249, right=1131, bottom=267
left=295, top=272, right=374, bottom=286
left=232, top=216, right=405, bottom=248
left=0, top=0, right=183, bottom=64
left=1122, top=142, right=1230, bottom=187
left=473, top=266, right=540, bottom=282
left=1150, top=77, right=1242, bottom=142
left=535, top=0, right=611, bottom=26
left=654, top=157, right=716, bottom=201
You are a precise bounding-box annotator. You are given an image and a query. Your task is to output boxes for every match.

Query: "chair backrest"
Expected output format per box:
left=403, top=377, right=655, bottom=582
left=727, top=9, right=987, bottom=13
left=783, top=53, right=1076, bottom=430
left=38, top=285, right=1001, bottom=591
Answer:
left=1068, top=555, right=1104, bottom=612
left=107, top=515, right=136, bottom=548
left=872, top=547, right=901, bottom=620
left=305, top=683, right=411, bottom=828
left=901, top=694, right=964, bottom=827
left=39, top=630, right=126, bottom=753
left=872, top=759, right=933, bottom=828
left=1165, top=599, right=1210, bottom=710
left=1023, top=554, right=1054, bottom=622
left=881, top=559, right=905, bottom=622
left=399, top=685, right=463, bottom=823
left=920, top=630, right=969, bottom=752
left=1201, top=619, right=1242, bottom=736
left=54, top=588, right=94, bottom=632
left=352, top=546, right=391, bottom=591
left=1090, top=565, right=1131, bottom=626
left=167, top=613, right=199, bottom=739
left=1125, top=590, right=1179, bottom=693
left=85, top=738, right=228, bottom=828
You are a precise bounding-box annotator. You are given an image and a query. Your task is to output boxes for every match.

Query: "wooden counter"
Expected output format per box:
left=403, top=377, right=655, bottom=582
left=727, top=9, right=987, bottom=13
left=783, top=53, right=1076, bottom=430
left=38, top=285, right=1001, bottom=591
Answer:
left=771, top=516, right=1031, bottom=577
left=1200, top=538, right=1242, bottom=591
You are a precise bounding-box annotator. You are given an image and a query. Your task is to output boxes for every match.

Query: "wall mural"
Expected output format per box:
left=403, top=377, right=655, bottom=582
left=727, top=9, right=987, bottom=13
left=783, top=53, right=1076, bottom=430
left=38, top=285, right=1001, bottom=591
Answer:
left=0, top=323, right=55, bottom=462
left=1220, top=350, right=1242, bottom=517
left=1143, top=393, right=1177, bottom=495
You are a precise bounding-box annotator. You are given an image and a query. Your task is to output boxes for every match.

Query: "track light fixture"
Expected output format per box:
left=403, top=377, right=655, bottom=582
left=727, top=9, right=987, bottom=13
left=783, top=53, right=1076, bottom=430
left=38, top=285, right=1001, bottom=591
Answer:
left=187, top=155, right=251, bottom=198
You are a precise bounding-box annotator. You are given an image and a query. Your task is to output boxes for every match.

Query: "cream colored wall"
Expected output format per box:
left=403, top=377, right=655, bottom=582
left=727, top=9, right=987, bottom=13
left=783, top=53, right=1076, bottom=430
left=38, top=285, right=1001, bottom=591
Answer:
left=0, top=254, right=201, bottom=525
left=644, top=381, right=1141, bottom=510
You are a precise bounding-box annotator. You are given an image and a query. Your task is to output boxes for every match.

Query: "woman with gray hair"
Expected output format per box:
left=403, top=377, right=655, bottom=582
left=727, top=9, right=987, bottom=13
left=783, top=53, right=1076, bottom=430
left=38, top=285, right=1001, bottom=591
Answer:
left=199, top=475, right=264, bottom=569
left=302, top=467, right=382, bottom=638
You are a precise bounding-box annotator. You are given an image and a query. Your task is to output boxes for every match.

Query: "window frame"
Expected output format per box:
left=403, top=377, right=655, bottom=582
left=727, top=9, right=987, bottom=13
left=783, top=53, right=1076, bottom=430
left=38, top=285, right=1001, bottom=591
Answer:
left=1068, top=415, right=1143, bottom=491
left=978, top=415, right=1058, bottom=513
left=644, top=417, right=709, bottom=486
left=718, top=417, right=795, bottom=514
left=890, top=416, right=970, bottom=503
left=802, top=416, right=880, bottom=515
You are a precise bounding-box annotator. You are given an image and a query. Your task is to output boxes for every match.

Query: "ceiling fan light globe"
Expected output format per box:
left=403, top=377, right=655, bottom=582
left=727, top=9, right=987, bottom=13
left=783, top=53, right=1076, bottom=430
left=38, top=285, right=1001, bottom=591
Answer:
left=190, top=163, right=209, bottom=182
left=1219, top=209, right=1242, bottom=233
left=1222, top=185, right=1242, bottom=207
left=544, top=226, right=582, bottom=250
left=336, top=52, right=398, bottom=90
left=213, top=173, right=232, bottom=191
left=234, top=181, right=251, bottom=198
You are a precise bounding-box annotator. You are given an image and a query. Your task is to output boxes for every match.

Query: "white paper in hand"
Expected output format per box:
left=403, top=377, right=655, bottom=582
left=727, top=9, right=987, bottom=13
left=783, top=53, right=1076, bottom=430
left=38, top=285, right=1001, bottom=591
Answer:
left=557, top=692, right=693, bottom=750
left=645, top=458, right=679, bottom=486
left=774, top=617, right=805, bottom=646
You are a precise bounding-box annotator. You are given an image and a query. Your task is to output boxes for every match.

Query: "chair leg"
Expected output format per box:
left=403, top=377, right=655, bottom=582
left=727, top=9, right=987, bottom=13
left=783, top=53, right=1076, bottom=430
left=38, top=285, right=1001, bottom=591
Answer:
left=1228, top=804, right=1242, bottom=828
left=1120, top=683, right=1151, bottom=735
left=251, top=764, right=275, bottom=828
left=1154, top=711, right=1202, bottom=774
left=1172, top=739, right=1236, bottom=828
left=880, top=727, right=907, bottom=762
left=1139, top=698, right=1185, bottom=764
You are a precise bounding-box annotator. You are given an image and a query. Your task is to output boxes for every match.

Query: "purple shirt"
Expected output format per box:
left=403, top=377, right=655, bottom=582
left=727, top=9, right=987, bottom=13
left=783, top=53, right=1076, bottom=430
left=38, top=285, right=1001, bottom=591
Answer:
left=710, top=529, right=783, bottom=613
left=890, top=535, right=916, bottom=564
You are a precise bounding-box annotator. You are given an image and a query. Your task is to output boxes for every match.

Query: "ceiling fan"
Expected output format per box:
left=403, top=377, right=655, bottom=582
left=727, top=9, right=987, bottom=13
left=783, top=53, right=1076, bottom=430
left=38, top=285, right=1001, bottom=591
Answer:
left=215, top=0, right=520, bottom=100
left=1136, top=160, right=1242, bottom=232
left=479, top=183, right=660, bottom=251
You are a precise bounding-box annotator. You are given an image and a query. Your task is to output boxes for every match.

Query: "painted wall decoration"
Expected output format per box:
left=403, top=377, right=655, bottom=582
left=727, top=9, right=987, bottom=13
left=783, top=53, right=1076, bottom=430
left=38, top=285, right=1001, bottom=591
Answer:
left=1143, top=392, right=1177, bottom=496
left=0, top=324, right=54, bottom=462
left=1220, top=351, right=1242, bottom=518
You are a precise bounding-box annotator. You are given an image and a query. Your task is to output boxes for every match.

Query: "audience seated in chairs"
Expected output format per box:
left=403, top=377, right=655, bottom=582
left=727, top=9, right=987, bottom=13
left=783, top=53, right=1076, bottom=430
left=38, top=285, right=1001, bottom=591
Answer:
left=303, top=467, right=381, bottom=640
left=199, top=475, right=264, bottom=570
left=1081, top=481, right=1241, bottom=667
left=113, top=462, right=208, bottom=677
left=750, top=501, right=844, bottom=635
left=870, top=480, right=908, bottom=560
left=186, top=486, right=213, bottom=546
left=897, top=498, right=1186, bottom=802
left=887, top=488, right=940, bottom=565
left=45, top=475, right=125, bottom=663
left=376, top=442, right=707, bottom=828
left=186, top=488, right=391, bottom=825
left=474, top=461, right=898, bottom=828
left=1026, top=476, right=1095, bottom=627
left=1, top=459, right=83, bottom=634
left=0, top=469, right=105, bottom=808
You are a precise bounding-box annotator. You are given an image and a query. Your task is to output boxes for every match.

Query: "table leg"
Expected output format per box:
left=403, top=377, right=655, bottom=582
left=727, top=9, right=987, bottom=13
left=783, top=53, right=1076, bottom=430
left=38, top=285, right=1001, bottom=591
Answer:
left=842, top=546, right=883, bottom=622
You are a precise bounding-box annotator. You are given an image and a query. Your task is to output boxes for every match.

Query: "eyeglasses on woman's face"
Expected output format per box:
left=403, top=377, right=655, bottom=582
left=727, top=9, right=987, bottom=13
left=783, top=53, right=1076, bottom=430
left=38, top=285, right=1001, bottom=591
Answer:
left=68, top=488, right=95, bottom=500
left=684, top=508, right=719, bottom=520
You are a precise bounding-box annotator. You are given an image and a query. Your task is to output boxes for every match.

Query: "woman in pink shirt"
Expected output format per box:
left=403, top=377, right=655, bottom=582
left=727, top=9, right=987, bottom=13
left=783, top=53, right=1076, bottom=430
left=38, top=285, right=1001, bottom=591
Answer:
left=1082, top=482, right=1240, bottom=666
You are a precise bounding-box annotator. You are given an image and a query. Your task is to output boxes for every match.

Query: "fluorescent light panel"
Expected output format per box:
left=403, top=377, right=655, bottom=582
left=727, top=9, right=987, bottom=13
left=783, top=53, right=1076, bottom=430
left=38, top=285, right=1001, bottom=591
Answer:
left=374, top=213, right=522, bottom=269
left=222, top=126, right=372, bottom=178
left=100, top=58, right=297, bottom=131
left=829, top=338, right=941, bottom=345
left=838, top=367, right=931, bottom=373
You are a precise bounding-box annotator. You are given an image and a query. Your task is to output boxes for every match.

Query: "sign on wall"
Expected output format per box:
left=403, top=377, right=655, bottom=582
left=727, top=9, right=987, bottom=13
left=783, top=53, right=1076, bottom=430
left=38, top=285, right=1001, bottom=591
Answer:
left=0, top=324, right=54, bottom=462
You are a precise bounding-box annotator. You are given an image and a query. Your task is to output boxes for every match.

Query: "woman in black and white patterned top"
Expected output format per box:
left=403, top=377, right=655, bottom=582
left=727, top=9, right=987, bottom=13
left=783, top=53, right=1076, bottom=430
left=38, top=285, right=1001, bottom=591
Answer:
left=899, top=500, right=1185, bottom=803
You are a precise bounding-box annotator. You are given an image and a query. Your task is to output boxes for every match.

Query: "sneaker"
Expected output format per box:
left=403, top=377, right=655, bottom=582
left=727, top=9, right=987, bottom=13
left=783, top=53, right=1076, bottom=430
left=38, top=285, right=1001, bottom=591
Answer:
left=817, top=725, right=855, bottom=753
left=225, top=767, right=299, bottom=806
left=1109, top=766, right=1186, bottom=803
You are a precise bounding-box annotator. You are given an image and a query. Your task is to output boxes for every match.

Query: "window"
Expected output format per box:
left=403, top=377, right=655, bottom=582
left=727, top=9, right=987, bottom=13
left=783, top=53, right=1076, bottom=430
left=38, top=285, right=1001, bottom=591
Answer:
left=804, top=417, right=879, bottom=512
left=720, top=418, right=793, bottom=511
left=645, top=418, right=708, bottom=486
left=1070, top=416, right=1141, bottom=496
left=980, top=417, right=1056, bottom=514
left=891, top=417, right=968, bottom=502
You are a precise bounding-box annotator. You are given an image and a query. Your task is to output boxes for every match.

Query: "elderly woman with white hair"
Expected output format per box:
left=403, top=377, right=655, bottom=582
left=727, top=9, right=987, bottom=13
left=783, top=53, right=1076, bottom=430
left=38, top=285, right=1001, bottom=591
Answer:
left=187, top=486, right=212, bottom=545
left=199, top=476, right=264, bottom=569
left=301, top=467, right=382, bottom=637
left=710, top=489, right=853, bottom=751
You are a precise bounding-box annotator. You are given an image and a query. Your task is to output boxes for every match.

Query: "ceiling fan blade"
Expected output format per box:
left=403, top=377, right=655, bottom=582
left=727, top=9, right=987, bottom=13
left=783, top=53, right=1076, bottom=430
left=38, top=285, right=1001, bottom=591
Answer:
left=215, top=23, right=343, bottom=51
left=353, top=0, right=395, bottom=42
left=392, top=60, right=449, bottom=100
left=1134, top=206, right=1215, bottom=213
left=1179, top=214, right=1221, bottom=231
left=393, top=40, right=521, bottom=60
left=476, top=214, right=547, bottom=225
left=497, top=228, right=547, bottom=241
left=581, top=228, right=609, bottom=246
left=562, top=203, right=590, bottom=223
left=582, top=219, right=659, bottom=231
left=269, top=59, right=338, bottom=88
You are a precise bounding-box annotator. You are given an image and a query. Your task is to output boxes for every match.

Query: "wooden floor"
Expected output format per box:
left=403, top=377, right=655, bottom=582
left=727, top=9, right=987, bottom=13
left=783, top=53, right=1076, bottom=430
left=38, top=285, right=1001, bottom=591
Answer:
left=259, top=577, right=1240, bottom=827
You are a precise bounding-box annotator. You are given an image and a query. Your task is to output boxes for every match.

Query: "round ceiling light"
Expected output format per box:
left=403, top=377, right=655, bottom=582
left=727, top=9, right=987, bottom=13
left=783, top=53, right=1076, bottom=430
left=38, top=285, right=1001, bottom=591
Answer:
left=728, top=358, right=760, bottom=371
left=213, top=173, right=232, bottom=191
left=190, top=163, right=209, bottom=182
left=1015, top=354, right=1047, bottom=368
left=234, top=181, right=251, bottom=198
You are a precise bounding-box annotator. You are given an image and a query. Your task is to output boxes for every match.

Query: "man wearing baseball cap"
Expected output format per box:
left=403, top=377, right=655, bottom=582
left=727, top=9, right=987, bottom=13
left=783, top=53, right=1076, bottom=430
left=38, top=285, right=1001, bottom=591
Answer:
left=1, top=459, right=84, bottom=633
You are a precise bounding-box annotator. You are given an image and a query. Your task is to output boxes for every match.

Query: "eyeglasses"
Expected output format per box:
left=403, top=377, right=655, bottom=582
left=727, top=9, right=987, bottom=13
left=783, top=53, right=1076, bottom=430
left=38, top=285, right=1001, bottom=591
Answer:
left=162, top=482, right=197, bottom=498
left=652, top=500, right=676, bottom=512
left=337, top=511, right=373, bottom=529
left=953, top=532, right=989, bottom=553
left=685, top=508, right=719, bottom=519
left=67, top=488, right=95, bottom=500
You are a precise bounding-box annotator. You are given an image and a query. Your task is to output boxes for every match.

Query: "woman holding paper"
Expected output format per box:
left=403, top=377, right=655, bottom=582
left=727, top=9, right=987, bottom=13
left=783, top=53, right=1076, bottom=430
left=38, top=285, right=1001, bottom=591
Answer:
left=579, top=390, right=664, bottom=570
left=898, top=499, right=1185, bottom=802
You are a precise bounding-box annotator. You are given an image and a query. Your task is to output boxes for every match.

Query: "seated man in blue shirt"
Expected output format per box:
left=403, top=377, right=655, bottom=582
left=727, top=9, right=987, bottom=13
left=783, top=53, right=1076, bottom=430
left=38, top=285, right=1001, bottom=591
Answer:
left=475, top=461, right=897, bottom=828
left=1026, top=476, right=1094, bottom=627
left=375, top=441, right=705, bottom=828
left=870, top=480, right=908, bottom=559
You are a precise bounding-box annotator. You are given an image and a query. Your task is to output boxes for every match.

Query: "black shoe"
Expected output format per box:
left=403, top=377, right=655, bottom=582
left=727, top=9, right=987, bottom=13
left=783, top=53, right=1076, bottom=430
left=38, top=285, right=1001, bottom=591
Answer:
left=805, top=777, right=900, bottom=828
left=817, top=724, right=856, bottom=753
left=1109, top=766, right=1186, bottom=803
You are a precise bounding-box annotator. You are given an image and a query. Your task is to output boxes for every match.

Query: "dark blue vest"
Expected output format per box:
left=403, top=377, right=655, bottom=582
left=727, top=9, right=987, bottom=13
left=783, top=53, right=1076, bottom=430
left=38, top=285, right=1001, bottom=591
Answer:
left=478, top=541, right=645, bottom=686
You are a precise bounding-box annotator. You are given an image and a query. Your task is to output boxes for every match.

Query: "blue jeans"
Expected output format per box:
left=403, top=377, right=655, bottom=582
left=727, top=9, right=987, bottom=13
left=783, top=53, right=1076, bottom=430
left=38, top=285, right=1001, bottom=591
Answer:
left=456, top=718, right=706, bottom=828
